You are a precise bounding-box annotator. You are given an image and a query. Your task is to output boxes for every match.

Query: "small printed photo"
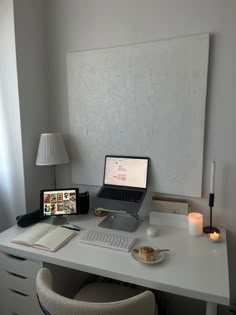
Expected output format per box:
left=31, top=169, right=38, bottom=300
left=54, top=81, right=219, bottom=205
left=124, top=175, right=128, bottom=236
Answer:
left=50, top=203, right=57, bottom=214
left=64, top=192, right=70, bottom=200
left=63, top=200, right=76, bottom=214
left=44, top=194, right=51, bottom=203
left=44, top=204, right=51, bottom=214
left=57, top=193, right=63, bottom=203
left=63, top=200, right=71, bottom=211
left=70, top=193, right=76, bottom=202
left=70, top=202, right=76, bottom=213
left=57, top=203, right=65, bottom=211
left=50, top=194, right=57, bottom=203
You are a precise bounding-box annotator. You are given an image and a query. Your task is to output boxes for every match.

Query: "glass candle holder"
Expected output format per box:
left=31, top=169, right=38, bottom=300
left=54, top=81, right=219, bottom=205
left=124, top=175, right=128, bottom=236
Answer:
left=208, top=231, right=221, bottom=242
left=188, top=212, right=203, bottom=237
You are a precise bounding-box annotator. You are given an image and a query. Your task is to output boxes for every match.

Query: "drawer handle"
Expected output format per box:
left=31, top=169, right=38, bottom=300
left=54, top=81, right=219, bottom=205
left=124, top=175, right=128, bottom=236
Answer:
left=5, top=253, right=26, bottom=261
left=7, top=271, right=27, bottom=279
left=9, top=288, right=29, bottom=297
left=12, top=313, right=19, bottom=315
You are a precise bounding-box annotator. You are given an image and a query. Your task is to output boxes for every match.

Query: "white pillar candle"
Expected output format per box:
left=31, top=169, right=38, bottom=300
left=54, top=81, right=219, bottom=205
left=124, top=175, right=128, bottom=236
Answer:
left=188, top=212, right=203, bottom=237
left=210, top=161, right=216, bottom=194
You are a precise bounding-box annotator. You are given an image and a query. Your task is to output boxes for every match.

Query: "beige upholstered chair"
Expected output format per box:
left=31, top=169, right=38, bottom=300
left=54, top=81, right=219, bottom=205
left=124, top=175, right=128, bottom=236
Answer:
left=36, top=268, right=157, bottom=315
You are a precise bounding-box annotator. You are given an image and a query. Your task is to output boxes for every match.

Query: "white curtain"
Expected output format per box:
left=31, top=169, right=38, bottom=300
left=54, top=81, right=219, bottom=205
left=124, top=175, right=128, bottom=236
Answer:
left=0, top=0, right=26, bottom=231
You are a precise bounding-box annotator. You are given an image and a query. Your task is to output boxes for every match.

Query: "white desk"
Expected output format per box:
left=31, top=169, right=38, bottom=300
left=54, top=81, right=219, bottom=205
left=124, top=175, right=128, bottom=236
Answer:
left=0, top=213, right=230, bottom=315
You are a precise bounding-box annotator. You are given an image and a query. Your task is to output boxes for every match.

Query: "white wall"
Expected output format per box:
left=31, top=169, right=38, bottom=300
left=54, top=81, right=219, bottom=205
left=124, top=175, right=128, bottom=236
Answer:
left=45, top=0, right=236, bottom=313
left=0, top=0, right=26, bottom=230
left=13, top=0, right=51, bottom=211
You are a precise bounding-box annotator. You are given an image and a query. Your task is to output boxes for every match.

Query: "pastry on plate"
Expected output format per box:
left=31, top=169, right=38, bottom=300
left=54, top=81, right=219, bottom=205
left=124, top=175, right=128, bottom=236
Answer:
left=138, top=246, right=155, bottom=262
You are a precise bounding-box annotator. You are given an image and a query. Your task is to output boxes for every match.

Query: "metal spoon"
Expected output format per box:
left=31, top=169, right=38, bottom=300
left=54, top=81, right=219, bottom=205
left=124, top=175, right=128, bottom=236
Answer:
left=133, top=248, right=169, bottom=254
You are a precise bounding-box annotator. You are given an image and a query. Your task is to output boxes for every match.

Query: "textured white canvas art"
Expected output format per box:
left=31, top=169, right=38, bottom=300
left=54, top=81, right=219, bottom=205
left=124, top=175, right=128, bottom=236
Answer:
left=67, top=33, right=209, bottom=197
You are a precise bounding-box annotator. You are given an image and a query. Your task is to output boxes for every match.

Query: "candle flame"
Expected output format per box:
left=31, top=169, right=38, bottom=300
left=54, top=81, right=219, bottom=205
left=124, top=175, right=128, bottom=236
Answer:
left=209, top=231, right=220, bottom=240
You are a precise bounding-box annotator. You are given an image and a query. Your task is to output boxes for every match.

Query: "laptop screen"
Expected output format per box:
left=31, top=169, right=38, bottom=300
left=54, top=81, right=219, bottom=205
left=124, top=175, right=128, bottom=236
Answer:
left=104, top=156, right=149, bottom=189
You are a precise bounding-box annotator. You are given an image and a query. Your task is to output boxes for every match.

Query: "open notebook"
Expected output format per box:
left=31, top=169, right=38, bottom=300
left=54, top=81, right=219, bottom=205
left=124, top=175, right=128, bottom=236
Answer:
left=11, top=223, right=76, bottom=252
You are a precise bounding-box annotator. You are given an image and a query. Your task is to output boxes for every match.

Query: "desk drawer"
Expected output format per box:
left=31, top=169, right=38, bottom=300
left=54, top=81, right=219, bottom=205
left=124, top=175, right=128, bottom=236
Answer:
left=0, top=268, right=37, bottom=296
left=0, top=252, right=41, bottom=278
left=0, top=287, right=43, bottom=315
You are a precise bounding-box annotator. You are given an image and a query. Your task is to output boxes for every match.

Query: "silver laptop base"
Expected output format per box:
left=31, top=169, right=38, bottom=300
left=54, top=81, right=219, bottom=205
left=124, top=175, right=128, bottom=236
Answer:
left=98, top=213, right=143, bottom=232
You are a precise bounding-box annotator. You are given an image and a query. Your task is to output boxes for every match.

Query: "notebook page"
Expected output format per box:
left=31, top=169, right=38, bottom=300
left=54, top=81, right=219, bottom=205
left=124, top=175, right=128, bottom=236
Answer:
left=33, top=226, right=76, bottom=252
left=11, top=223, right=54, bottom=246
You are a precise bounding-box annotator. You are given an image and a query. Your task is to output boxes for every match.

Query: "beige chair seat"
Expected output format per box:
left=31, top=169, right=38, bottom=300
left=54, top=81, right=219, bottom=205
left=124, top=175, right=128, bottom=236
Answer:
left=36, top=268, right=157, bottom=315
left=75, top=281, right=143, bottom=302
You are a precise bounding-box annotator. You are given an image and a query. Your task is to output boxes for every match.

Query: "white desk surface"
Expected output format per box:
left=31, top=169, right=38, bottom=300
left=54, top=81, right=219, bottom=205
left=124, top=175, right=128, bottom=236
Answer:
left=0, top=212, right=230, bottom=306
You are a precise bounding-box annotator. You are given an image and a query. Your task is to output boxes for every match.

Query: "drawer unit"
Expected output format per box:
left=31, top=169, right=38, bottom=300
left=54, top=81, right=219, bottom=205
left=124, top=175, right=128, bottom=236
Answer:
left=0, top=251, right=41, bottom=278
left=0, top=268, right=37, bottom=296
left=0, top=287, right=42, bottom=315
left=0, top=251, right=43, bottom=315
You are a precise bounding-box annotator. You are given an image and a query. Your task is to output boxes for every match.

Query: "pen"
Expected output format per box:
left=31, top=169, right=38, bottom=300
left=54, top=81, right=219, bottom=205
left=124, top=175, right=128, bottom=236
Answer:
left=68, top=223, right=84, bottom=230
left=61, top=226, right=81, bottom=231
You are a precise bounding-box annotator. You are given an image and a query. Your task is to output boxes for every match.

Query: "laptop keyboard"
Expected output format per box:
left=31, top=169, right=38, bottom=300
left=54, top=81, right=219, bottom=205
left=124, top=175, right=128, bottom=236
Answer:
left=99, top=188, right=143, bottom=202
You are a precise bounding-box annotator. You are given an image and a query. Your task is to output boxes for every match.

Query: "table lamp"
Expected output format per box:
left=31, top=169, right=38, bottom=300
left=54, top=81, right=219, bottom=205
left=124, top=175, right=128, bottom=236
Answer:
left=36, top=133, right=70, bottom=188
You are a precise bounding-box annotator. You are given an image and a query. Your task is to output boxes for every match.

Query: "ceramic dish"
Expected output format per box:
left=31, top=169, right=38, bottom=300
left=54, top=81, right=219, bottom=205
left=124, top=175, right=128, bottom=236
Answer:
left=131, top=246, right=165, bottom=265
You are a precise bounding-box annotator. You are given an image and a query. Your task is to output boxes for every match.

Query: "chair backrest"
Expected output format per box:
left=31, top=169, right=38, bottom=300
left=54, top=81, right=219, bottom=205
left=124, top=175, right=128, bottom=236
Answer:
left=36, top=268, right=156, bottom=315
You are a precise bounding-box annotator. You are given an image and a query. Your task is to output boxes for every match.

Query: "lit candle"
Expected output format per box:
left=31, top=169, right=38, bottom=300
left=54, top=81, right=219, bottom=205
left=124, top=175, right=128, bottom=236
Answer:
left=209, top=232, right=220, bottom=241
left=188, top=212, right=203, bottom=237
left=210, top=161, right=216, bottom=194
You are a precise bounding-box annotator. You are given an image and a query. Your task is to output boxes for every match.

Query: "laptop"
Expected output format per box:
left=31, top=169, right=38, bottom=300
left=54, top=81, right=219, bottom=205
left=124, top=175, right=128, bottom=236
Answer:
left=94, top=155, right=150, bottom=214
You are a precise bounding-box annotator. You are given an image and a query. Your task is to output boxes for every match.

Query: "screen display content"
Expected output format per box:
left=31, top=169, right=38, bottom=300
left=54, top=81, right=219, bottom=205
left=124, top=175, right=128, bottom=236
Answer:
left=104, top=157, right=149, bottom=188
left=41, top=188, right=79, bottom=217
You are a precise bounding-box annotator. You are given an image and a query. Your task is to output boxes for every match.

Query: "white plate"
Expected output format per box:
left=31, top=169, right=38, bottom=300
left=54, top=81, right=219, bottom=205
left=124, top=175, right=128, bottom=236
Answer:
left=131, top=246, right=165, bottom=265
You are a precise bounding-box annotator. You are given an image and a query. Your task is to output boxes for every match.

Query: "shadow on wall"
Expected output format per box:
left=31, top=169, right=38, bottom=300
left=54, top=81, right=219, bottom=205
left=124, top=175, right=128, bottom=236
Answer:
left=0, top=191, right=16, bottom=232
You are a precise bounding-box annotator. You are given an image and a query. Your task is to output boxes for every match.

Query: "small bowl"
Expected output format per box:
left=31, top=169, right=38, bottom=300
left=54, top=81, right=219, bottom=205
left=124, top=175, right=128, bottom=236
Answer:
left=207, top=233, right=221, bottom=242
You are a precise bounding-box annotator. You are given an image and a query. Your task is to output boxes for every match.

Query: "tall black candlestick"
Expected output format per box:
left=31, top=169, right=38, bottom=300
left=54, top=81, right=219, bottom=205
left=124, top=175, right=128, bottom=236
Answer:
left=203, top=193, right=219, bottom=234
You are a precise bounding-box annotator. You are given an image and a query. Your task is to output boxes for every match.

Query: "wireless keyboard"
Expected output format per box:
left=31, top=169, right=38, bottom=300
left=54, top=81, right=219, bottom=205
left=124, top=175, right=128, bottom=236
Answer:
left=79, top=228, right=136, bottom=252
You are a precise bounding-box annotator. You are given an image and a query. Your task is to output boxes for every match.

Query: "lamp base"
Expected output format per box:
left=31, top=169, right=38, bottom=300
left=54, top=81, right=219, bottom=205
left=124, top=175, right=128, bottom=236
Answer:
left=203, top=226, right=220, bottom=234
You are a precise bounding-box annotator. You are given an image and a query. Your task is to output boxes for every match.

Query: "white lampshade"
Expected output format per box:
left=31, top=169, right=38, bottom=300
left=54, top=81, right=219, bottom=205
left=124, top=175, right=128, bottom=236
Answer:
left=36, top=133, right=70, bottom=166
